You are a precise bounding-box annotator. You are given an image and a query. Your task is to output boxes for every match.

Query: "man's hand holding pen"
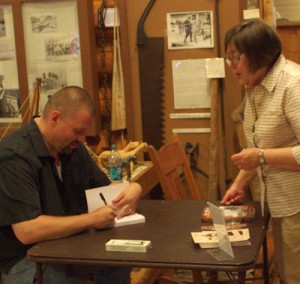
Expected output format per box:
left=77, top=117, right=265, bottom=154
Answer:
left=96, top=183, right=142, bottom=222
left=99, top=191, right=135, bottom=221
left=85, top=192, right=116, bottom=229
left=89, top=204, right=117, bottom=229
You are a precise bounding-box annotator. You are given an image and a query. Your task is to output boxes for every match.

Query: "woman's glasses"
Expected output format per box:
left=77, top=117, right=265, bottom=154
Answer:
left=225, top=53, right=244, bottom=66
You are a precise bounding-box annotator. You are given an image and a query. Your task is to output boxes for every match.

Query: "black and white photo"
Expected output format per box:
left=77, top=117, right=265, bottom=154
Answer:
left=167, top=11, right=214, bottom=50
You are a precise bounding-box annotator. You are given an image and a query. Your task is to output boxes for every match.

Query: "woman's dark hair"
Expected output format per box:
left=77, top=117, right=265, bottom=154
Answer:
left=225, top=19, right=282, bottom=72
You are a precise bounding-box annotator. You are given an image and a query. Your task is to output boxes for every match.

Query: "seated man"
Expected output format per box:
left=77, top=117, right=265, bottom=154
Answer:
left=0, top=86, right=142, bottom=284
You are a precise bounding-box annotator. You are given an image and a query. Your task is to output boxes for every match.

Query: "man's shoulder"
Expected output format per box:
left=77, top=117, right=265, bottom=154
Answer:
left=0, top=126, right=36, bottom=159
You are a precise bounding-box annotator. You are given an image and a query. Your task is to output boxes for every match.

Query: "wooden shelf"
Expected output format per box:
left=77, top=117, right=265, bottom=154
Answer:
left=130, top=161, right=159, bottom=197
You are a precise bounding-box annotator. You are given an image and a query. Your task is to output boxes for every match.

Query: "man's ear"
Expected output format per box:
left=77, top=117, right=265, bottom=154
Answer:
left=50, top=111, right=61, bottom=125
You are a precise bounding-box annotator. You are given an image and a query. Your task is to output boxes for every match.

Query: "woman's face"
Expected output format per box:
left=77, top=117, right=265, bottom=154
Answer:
left=226, top=42, right=266, bottom=88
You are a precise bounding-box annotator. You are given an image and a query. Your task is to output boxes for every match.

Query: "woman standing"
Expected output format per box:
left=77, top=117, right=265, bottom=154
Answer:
left=221, top=19, right=300, bottom=283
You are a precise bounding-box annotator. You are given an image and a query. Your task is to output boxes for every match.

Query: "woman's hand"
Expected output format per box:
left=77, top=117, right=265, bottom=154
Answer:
left=231, top=148, right=260, bottom=170
left=221, top=182, right=246, bottom=205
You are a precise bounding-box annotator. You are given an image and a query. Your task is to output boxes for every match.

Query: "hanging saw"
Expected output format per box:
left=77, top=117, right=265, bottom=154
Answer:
left=137, top=0, right=164, bottom=156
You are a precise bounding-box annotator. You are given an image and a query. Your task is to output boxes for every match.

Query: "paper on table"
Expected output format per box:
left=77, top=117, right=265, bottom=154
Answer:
left=85, top=181, right=145, bottom=227
left=191, top=228, right=250, bottom=249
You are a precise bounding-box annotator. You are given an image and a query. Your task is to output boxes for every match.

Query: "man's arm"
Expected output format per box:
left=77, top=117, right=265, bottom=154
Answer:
left=12, top=205, right=117, bottom=245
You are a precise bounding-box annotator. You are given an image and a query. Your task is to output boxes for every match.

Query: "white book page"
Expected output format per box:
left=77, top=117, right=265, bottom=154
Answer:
left=85, top=182, right=129, bottom=211
left=85, top=182, right=145, bottom=227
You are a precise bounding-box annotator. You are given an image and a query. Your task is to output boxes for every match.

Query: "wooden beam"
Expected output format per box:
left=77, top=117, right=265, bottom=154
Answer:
left=263, top=0, right=275, bottom=26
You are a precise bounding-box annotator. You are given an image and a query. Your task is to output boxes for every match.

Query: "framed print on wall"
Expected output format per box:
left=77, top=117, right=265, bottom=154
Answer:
left=167, top=11, right=214, bottom=50
left=22, top=1, right=81, bottom=112
left=0, top=0, right=100, bottom=137
left=0, top=3, right=21, bottom=126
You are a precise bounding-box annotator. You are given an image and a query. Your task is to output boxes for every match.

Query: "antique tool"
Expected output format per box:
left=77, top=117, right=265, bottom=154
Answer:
left=208, top=79, right=219, bottom=200
left=137, top=0, right=164, bottom=154
left=185, top=141, right=208, bottom=179
left=111, top=7, right=126, bottom=133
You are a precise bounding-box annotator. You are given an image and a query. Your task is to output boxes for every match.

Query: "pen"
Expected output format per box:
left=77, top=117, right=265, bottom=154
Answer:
left=99, top=192, right=107, bottom=205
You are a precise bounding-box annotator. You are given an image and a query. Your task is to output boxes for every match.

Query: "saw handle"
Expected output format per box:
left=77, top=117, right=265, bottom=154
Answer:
left=137, top=0, right=156, bottom=46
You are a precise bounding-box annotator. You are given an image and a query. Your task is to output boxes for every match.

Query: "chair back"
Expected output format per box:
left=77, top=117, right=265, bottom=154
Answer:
left=148, top=134, right=202, bottom=200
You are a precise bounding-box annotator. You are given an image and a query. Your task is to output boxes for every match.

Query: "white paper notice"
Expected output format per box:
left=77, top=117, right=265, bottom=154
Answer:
left=206, top=58, right=225, bottom=78
left=172, top=59, right=210, bottom=109
left=243, top=9, right=260, bottom=20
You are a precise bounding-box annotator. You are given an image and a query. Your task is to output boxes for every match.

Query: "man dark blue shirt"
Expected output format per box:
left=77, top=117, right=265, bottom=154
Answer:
left=0, top=118, right=110, bottom=271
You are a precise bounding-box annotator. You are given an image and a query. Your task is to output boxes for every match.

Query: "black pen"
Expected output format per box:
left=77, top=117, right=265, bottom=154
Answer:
left=99, top=193, right=107, bottom=205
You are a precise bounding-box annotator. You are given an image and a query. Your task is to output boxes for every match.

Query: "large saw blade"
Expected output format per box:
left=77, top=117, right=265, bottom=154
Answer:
left=137, top=0, right=164, bottom=154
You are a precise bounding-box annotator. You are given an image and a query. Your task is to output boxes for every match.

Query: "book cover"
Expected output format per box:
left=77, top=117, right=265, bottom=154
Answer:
left=200, top=223, right=248, bottom=231
left=201, top=205, right=255, bottom=223
left=191, top=228, right=251, bottom=249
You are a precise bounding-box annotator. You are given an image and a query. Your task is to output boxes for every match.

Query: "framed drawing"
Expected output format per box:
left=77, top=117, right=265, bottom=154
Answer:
left=167, top=11, right=214, bottom=50
left=0, top=3, right=21, bottom=127
left=22, top=1, right=82, bottom=114
left=0, top=0, right=100, bottom=137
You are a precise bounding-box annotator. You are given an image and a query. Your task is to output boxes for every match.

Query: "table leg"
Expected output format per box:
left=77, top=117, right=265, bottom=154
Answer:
left=263, top=235, right=269, bottom=284
left=35, top=263, right=43, bottom=284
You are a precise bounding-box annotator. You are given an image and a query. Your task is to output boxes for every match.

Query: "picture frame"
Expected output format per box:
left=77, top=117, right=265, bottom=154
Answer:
left=166, top=11, right=214, bottom=50
left=0, top=0, right=100, bottom=137
left=0, top=3, right=21, bottom=126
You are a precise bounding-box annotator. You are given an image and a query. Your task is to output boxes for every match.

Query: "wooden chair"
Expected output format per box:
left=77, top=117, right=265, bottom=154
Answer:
left=148, top=134, right=202, bottom=201
left=148, top=134, right=204, bottom=284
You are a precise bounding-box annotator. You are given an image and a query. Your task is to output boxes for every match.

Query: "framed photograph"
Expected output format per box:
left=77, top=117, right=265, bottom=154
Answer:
left=0, top=4, right=21, bottom=125
left=167, top=11, right=214, bottom=50
left=22, top=1, right=82, bottom=114
left=0, top=0, right=100, bottom=137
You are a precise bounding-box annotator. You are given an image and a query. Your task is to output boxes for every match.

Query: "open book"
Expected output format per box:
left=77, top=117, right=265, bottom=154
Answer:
left=85, top=182, right=145, bottom=227
left=191, top=228, right=251, bottom=249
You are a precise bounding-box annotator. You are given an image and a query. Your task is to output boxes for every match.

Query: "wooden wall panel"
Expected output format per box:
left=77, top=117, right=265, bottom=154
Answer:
left=116, top=0, right=245, bottom=199
left=277, top=22, right=300, bottom=64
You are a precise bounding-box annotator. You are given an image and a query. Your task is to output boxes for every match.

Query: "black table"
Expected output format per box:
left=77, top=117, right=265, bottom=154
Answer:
left=27, top=200, right=269, bottom=284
